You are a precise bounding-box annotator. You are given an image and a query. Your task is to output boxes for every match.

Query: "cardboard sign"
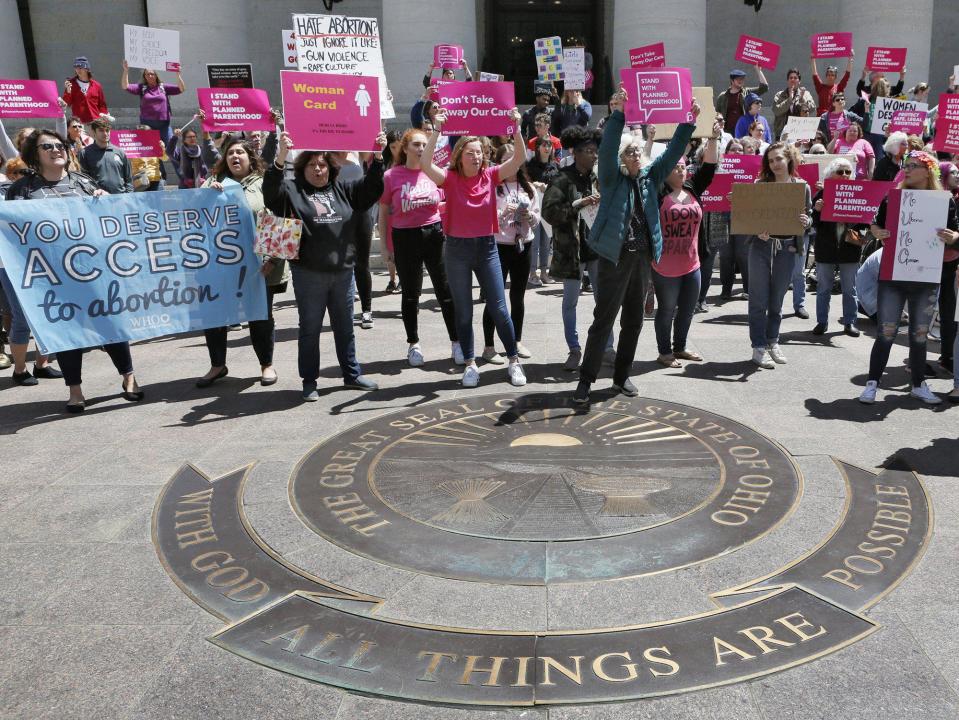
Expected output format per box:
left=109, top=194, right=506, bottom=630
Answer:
left=620, top=67, right=694, bottom=125
left=629, top=43, right=666, bottom=69
left=796, top=163, right=821, bottom=189
left=889, top=110, right=926, bottom=136
left=479, top=72, right=504, bottom=82
left=934, top=93, right=959, bottom=154
left=811, top=33, right=853, bottom=59
left=434, top=45, right=464, bottom=70
left=292, top=14, right=394, bottom=119
left=870, top=97, right=927, bottom=135
left=802, top=153, right=859, bottom=181
left=437, top=81, right=516, bottom=136
left=283, top=30, right=297, bottom=69
left=535, top=37, right=564, bottom=81
left=782, top=116, right=821, bottom=141
left=866, top=47, right=907, bottom=73
left=206, top=64, right=254, bottom=89
left=0, top=79, right=62, bottom=119
left=700, top=174, right=735, bottom=212
left=563, top=48, right=586, bottom=91
left=281, top=71, right=380, bottom=152
left=654, top=87, right=716, bottom=140
left=111, top=129, right=163, bottom=158
left=702, top=155, right=762, bottom=213
left=879, top=189, right=951, bottom=283
left=735, top=35, right=780, bottom=70
left=196, top=88, right=272, bottom=132
left=731, top=182, right=806, bottom=235
left=124, top=24, right=180, bottom=71
left=821, top=178, right=893, bottom=224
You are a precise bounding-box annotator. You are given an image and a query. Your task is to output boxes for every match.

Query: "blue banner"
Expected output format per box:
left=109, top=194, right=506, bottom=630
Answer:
left=0, top=186, right=267, bottom=353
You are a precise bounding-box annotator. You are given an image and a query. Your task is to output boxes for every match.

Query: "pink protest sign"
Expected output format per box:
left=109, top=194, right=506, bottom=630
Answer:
left=111, top=129, right=163, bottom=158
left=197, top=87, right=272, bottom=132
left=797, top=163, right=820, bottom=189
left=701, top=174, right=734, bottom=212
left=811, top=33, right=853, bottom=59
left=821, top=178, right=893, bottom=224
left=934, top=93, right=959, bottom=154
left=889, top=110, right=925, bottom=136
left=866, top=47, right=906, bottom=73
left=434, top=45, right=464, bottom=70
left=281, top=71, right=380, bottom=152
left=719, top=154, right=762, bottom=183
left=0, top=79, right=62, bottom=119
left=629, top=43, right=666, bottom=69
left=437, top=81, right=516, bottom=136
left=427, top=78, right=452, bottom=102
left=735, top=35, right=780, bottom=70
left=619, top=67, right=694, bottom=124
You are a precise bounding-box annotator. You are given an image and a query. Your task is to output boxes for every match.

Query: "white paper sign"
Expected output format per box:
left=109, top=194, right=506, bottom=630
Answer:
left=782, top=116, right=821, bottom=141
left=870, top=97, right=928, bottom=135
left=563, top=48, right=586, bottom=91
left=124, top=24, right=180, bottom=71
left=292, top=14, right=394, bottom=119
left=801, top=153, right=858, bottom=181
left=283, top=29, right=297, bottom=68
left=479, top=72, right=503, bottom=82
left=581, top=201, right=599, bottom=229
left=888, top=190, right=951, bottom=283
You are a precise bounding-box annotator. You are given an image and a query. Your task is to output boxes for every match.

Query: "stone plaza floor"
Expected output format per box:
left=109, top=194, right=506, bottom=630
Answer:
left=1, top=270, right=957, bottom=719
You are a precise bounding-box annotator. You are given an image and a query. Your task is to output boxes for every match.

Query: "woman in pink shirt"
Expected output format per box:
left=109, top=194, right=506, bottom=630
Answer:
left=378, top=129, right=461, bottom=367
left=421, top=107, right=528, bottom=388
left=829, top=123, right=875, bottom=179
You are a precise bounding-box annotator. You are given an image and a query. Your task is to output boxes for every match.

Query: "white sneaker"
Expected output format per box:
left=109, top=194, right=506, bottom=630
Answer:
left=910, top=382, right=942, bottom=405
left=360, top=311, right=374, bottom=329
left=481, top=347, right=506, bottom=365
left=462, top=364, right=480, bottom=388
left=407, top=345, right=425, bottom=367
left=859, top=380, right=878, bottom=404
left=507, top=361, right=527, bottom=387
left=752, top=348, right=774, bottom=369
left=768, top=344, right=787, bottom=364
left=451, top=341, right=465, bottom=366
left=515, top=342, right=532, bottom=359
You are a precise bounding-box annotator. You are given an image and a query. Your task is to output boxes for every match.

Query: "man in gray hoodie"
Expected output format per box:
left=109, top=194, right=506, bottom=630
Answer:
left=79, top=118, right=133, bottom=193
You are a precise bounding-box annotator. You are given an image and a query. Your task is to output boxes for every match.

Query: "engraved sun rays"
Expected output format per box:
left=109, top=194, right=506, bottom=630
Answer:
left=430, top=479, right=510, bottom=525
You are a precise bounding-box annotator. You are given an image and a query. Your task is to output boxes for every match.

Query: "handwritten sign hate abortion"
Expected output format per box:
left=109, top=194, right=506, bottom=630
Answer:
left=111, top=129, right=163, bottom=159
left=934, top=93, right=959, bottom=154
left=866, top=47, right=907, bottom=73
left=811, top=33, right=853, bottom=59
left=293, top=14, right=394, bottom=119
left=0, top=79, right=61, bottom=119
left=281, top=71, right=380, bottom=152
left=870, top=97, right=927, bottom=135
left=124, top=24, right=180, bottom=71
left=0, top=188, right=266, bottom=354
left=629, top=43, right=666, bottom=69
left=437, top=81, right=516, bottom=137
left=434, top=45, right=464, bottom=70
left=620, top=67, right=693, bottom=125
left=197, top=88, right=272, bottom=132
left=880, top=189, right=951, bottom=283
left=821, top=179, right=893, bottom=224
left=735, top=35, right=781, bottom=70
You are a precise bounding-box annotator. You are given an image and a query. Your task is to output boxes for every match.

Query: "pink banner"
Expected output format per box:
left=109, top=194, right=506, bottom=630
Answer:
left=427, top=78, right=452, bottom=102
left=821, top=178, right=893, bottom=224
left=197, top=87, right=272, bottom=132
left=700, top=174, right=734, bottom=212
left=280, top=71, right=380, bottom=152
left=111, top=129, right=163, bottom=158
left=719, top=154, right=762, bottom=183
left=735, top=35, right=780, bottom=70
left=797, top=163, right=820, bottom=189
left=619, top=67, right=694, bottom=125
left=437, top=81, right=516, bottom=136
left=811, top=33, right=853, bottom=59
left=629, top=43, right=666, bottom=69
left=865, top=47, right=906, bottom=73
left=434, top=45, right=464, bottom=70
left=0, top=79, right=62, bottom=119
left=934, top=93, right=959, bottom=154
left=889, top=110, right=925, bottom=136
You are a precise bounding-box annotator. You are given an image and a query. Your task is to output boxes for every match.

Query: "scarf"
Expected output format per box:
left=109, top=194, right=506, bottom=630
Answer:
left=180, top=141, right=205, bottom=187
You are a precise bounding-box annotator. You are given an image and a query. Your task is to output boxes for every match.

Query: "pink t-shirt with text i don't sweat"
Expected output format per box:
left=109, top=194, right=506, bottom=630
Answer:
left=442, top=165, right=502, bottom=238
left=380, top=166, right=442, bottom=229
left=653, top=193, right=703, bottom=277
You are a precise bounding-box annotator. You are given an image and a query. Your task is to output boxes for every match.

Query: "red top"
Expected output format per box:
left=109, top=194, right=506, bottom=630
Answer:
left=527, top=134, right=562, bottom=153
left=442, top=165, right=502, bottom=238
left=62, top=75, right=109, bottom=123
left=812, top=71, right=850, bottom=115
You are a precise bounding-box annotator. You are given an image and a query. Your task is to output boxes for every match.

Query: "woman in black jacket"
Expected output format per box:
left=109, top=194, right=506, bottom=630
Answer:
left=810, top=157, right=864, bottom=337
left=263, top=130, right=386, bottom=402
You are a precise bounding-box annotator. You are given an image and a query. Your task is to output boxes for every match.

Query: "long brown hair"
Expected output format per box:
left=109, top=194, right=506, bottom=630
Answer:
left=211, top=137, right=265, bottom=181
left=293, top=151, right=339, bottom=185
left=493, top=144, right=535, bottom=198
left=449, top=135, right=491, bottom=174
left=758, top=142, right=797, bottom=182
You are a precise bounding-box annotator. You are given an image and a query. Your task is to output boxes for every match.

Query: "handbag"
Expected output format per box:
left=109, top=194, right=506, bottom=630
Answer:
left=841, top=226, right=866, bottom=247
left=254, top=206, right=302, bottom=260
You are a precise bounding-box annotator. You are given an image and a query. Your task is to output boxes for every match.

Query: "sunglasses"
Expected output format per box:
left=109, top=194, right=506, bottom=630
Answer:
left=39, top=142, right=66, bottom=152
left=834, top=169, right=853, bottom=176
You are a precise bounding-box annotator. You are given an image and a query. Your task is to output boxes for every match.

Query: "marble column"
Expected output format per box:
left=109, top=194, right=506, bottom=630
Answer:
left=0, top=0, right=29, bottom=78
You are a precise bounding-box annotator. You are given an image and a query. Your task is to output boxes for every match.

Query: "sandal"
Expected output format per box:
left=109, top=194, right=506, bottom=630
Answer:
left=657, top=354, right=681, bottom=368
left=674, top=350, right=703, bottom=361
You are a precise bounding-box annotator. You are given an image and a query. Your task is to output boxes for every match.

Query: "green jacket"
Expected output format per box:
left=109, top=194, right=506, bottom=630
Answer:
left=542, top=165, right=597, bottom=280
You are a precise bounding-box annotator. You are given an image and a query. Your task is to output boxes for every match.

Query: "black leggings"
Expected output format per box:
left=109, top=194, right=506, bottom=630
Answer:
left=483, top=242, right=531, bottom=346
left=354, top=220, right=372, bottom=313
left=939, top=257, right=958, bottom=363
left=57, top=342, right=134, bottom=386
left=203, top=287, right=277, bottom=367
left=392, top=223, right=457, bottom=344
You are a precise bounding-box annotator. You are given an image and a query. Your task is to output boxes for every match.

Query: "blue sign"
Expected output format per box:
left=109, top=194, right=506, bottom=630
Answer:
left=0, top=187, right=267, bottom=353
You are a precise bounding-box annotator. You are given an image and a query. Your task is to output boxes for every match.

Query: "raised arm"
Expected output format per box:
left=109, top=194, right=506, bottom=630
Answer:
left=420, top=110, right=450, bottom=186
left=121, top=60, right=130, bottom=91
left=176, top=70, right=186, bottom=93
left=754, top=64, right=768, bottom=91
left=646, top=101, right=700, bottom=187
left=497, top=109, right=526, bottom=179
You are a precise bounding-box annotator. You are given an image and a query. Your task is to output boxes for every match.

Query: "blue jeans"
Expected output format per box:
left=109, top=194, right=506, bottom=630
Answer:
left=815, top=262, right=859, bottom=326
left=653, top=268, right=701, bottom=355
left=747, top=238, right=796, bottom=349
left=792, top=234, right=809, bottom=310
left=532, top=223, right=551, bottom=273
left=0, top=268, right=30, bottom=345
left=444, top=235, right=517, bottom=362
left=291, top=264, right=361, bottom=385
left=868, top=280, right=938, bottom=388
left=141, top=117, right=173, bottom=145
left=561, top=259, right=613, bottom=351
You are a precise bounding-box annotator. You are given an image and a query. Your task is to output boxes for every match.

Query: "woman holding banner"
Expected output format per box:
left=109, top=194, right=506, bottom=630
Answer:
left=859, top=151, right=958, bottom=405
left=264, top=131, right=387, bottom=402
left=121, top=60, right=185, bottom=144
left=420, top=107, right=529, bottom=389
left=6, top=129, right=143, bottom=411
left=197, top=136, right=286, bottom=388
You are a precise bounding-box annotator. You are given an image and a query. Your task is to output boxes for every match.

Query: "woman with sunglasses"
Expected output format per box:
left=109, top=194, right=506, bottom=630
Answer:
left=5, top=129, right=143, bottom=411
left=810, top=158, right=863, bottom=337
left=829, top=123, right=874, bottom=179
left=860, top=151, right=958, bottom=405
left=817, top=93, right=863, bottom=145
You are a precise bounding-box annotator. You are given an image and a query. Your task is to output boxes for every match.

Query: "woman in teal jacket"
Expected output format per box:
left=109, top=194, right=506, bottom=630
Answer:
left=574, top=89, right=700, bottom=404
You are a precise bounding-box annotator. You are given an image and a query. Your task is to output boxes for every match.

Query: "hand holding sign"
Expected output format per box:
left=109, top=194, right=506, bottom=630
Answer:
left=619, top=67, right=694, bottom=125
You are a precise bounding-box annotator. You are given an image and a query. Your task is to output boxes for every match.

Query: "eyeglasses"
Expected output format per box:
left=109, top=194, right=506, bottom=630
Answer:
left=834, top=169, right=853, bottom=176
left=902, top=163, right=926, bottom=171
left=622, top=148, right=641, bottom=158
left=69, top=124, right=83, bottom=130
left=38, top=142, right=66, bottom=152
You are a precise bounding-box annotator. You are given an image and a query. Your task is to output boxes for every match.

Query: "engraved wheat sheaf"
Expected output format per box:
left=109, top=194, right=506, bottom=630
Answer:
left=431, top=479, right=509, bottom=526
